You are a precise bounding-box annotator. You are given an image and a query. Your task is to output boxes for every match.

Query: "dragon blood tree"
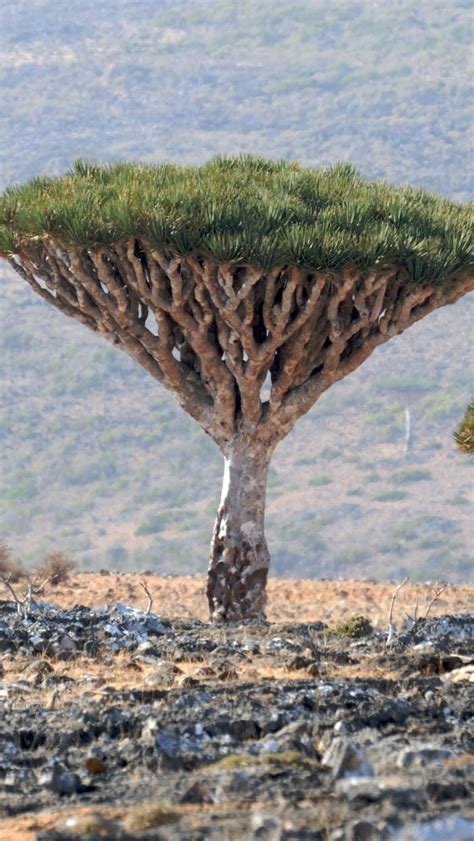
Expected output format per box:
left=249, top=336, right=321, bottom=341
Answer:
left=1, top=157, right=472, bottom=621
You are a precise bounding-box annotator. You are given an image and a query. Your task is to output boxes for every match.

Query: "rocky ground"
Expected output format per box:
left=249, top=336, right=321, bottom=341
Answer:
left=0, top=577, right=472, bottom=841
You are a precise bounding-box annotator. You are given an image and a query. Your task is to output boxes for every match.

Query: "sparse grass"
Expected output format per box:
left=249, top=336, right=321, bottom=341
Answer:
left=211, top=750, right=319, bottom=771
left=123, top=802, right=179, bottom=830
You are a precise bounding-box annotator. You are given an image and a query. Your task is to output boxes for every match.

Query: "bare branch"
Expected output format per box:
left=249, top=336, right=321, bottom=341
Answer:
left=139, top=580, right=153, bottom=616
left=0, top=574, right=24, bottom=611
left=413, top=595, right=419, bottom=624
left=424, top=583, right=448, bottom=620
left=386, top=576, right=409, bottom=645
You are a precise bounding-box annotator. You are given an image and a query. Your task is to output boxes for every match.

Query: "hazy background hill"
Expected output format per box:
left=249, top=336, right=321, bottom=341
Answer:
left=0, top=0, right=472, bottom=581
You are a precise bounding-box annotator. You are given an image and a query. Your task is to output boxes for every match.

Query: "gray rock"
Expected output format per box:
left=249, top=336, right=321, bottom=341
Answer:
left=396, top=744, right=455, bottom=769
left=336, top=777, right=382, bottom=803
left=251, top=813, right=282, bottom=841
left=180, top=780, right=215, bottom=804
left=40, top=761, right=83, bottom=796
left=346, top=821, right=384, bottom=841
left=322, top=737, right=374, bottom=779
left=393, top=814, right=473, bottom=841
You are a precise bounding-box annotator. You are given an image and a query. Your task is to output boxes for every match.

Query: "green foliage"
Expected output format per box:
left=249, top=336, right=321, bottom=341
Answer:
left=454, top=401, right=474, bottom=455
left=328, top=615, right=373, bottom=638
left=0, top=156, right=472, bottom=282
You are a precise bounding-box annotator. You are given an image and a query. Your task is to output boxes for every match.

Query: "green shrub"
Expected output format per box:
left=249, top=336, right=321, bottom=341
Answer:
left=329, top=615, right=373, bottom=638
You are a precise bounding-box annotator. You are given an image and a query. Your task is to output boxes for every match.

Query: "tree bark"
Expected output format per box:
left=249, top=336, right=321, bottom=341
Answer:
left=207, top=440, right=273, bottom=623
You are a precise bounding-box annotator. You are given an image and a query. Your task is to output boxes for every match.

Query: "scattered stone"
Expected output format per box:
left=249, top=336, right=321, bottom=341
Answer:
left=144, top=662, right=181, bottom=686
left=0, top=601, right=472, bottom=840
left=443, top=663, right=474, bottom=683
left=392, top=814, right=474, bottom=840
left=180, top=780, right=215, bottom=804
left=58, top=813, right=121, bottom=839
left=40, top=761, right=84, bottom=796
left=322, top=737, right=374, bottom=779
left=396, top=744, right=455, bottom=769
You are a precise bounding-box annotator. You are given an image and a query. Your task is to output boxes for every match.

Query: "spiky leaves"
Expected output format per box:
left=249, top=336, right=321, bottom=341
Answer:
left=455, top=401, right=474, bottom=455
left=1, top=156, right=472, bottom=281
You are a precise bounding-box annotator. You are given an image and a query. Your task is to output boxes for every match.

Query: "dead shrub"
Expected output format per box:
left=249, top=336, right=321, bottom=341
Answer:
left=35, top=550, right=77, bottom=585
left=0, top=539, right=25, bottom=582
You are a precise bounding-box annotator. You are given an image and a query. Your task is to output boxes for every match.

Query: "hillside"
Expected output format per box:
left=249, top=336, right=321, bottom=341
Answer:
left=1, top=0, right=472, bottom=198
left=1, top=270, right=472, bottom=580
left=0, top=0, right=473, bottom=581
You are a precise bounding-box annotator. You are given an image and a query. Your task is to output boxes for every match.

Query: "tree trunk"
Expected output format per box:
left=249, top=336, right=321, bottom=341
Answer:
left=207, top=441, right=272, bottom=623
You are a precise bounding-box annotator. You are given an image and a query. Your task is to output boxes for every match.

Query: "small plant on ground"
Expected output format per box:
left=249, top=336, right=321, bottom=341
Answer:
left=329, top=615, right=373, bottom=638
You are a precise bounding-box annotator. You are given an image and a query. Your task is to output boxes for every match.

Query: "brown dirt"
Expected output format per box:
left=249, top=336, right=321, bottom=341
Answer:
left=42, top=573, right=473, bottom=626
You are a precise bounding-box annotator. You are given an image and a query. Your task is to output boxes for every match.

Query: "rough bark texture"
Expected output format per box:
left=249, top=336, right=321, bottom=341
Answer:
left=207, top=441, right=272, bottom=623
left=7, top=238, right=474, bottom=620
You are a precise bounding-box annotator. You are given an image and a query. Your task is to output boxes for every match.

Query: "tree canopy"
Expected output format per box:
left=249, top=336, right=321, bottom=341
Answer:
left=0, top=156, right=472, bottom=283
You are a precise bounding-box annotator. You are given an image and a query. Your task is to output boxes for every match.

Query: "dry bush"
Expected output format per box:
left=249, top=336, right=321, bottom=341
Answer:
left=35, top=550, right=77, bottom=586
left=0, top=539, right=25, bottom=582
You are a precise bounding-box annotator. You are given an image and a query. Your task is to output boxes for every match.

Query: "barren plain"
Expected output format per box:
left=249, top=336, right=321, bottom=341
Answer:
left=0, top=575, right=472, bottom=841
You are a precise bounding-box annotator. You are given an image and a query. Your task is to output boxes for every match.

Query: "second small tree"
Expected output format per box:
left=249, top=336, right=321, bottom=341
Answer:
left=1, top=157, right=472, bottom=621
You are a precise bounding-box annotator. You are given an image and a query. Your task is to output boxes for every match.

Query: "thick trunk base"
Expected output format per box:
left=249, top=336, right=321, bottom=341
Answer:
left=207, top=445, right=271, bottom=623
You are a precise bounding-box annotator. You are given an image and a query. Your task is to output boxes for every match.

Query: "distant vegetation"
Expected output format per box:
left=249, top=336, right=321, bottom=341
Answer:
left=0, top=0, right=472, bottom=581
left=0, top=0, right=472, bottom=199
left=455, top=402, right=474, bottom=455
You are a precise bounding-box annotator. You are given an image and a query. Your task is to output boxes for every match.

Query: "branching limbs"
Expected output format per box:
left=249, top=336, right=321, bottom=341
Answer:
left=8, top=240, right=474, bottom=453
